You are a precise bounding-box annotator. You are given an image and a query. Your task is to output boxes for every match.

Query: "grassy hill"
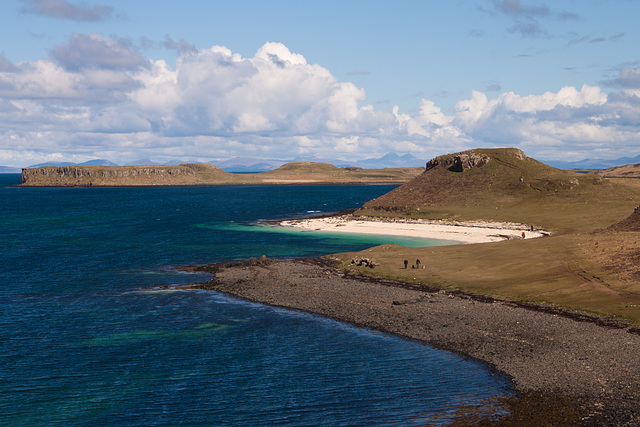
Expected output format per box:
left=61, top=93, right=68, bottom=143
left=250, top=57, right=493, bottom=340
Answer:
left=357, top=148, right=639, bottom=234
left=334, top=148, right=640, bottom=324
left=20, top=162, right=424, bottom=187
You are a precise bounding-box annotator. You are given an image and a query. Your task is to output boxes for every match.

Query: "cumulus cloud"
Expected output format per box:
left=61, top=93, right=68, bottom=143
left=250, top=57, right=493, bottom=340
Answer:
left=451, top=85, right=610, bottom=144
left=0, top=59, right=83, bottom=99
left=2, top=36, right=640, bottom=166
left=130, top=42, right=382, bottom=137
left=20, top=0, right=115, bottom=22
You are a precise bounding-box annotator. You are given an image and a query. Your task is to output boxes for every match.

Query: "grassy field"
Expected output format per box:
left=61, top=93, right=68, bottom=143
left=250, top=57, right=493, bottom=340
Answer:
left=331, top=149, right=640, bottom=324
left=333, top=232, right=640, bottom=323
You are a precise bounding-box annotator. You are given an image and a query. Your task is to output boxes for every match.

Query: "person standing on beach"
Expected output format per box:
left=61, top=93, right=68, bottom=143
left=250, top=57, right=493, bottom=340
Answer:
left=404, top=259, right=408, bottom=269
left=416, top=259, right=421, bottom=269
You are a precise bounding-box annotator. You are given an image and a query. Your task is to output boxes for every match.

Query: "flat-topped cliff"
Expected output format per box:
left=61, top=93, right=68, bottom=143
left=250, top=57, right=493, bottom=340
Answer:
left=20, top=162, right=424, bottom=187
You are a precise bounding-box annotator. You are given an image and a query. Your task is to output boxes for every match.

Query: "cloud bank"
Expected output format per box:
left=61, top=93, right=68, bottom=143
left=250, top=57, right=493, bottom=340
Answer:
left=1, top=34, right=639, bottom=166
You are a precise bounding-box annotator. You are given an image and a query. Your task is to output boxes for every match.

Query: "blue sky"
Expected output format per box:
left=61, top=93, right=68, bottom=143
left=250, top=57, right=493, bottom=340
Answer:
left=1, top=0, right=640, bottom=167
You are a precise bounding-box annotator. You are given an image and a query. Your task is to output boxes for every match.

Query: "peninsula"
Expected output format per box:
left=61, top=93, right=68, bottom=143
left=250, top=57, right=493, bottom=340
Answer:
left=187, top=148, right=640, bottom=425
left=19, top=162, right=424, bottom=187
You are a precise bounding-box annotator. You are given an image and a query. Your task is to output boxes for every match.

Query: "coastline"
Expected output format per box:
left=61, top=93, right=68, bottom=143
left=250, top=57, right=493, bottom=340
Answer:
left=16, top=181, right=410, bottom=189
left=279, top=215, right=549, bottom=244
left=185, top=257, right=640, bottom=425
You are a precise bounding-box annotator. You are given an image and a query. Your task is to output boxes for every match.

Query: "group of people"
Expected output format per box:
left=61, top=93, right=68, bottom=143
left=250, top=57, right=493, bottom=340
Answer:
left=403, top=259, right=423, bottom=269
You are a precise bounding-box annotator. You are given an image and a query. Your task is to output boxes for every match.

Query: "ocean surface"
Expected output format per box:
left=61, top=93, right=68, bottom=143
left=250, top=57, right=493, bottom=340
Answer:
left=0, top=174, right=513, bottom=425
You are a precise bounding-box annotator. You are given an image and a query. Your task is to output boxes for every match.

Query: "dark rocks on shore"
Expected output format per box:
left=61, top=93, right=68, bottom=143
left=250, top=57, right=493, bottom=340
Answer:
left=350, top=256, right=378, bottom=268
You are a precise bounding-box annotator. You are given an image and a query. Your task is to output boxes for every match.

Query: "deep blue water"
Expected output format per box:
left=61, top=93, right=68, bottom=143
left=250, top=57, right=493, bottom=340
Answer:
left=0, top=174, right=512, bottom=425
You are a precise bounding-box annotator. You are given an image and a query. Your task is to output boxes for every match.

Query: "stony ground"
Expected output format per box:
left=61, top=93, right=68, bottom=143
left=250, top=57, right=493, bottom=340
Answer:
left=184, top=257, right=640, bottom=426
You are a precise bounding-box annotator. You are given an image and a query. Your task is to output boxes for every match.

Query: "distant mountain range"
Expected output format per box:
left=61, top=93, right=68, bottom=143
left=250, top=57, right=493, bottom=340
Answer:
left=542, top=154, right=640, bottom=170
left=26, top=159, right=121, bottom=168
left=4, top=152, right=640, bottom=173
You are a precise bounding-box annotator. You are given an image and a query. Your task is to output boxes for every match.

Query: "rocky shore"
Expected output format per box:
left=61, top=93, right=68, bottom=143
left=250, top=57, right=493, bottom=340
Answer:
left=182, top=257, right=640, bottom=425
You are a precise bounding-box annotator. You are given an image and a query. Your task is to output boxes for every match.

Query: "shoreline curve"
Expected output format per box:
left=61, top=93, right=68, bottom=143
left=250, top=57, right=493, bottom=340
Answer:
left=182, top=257, right=640, bottom=425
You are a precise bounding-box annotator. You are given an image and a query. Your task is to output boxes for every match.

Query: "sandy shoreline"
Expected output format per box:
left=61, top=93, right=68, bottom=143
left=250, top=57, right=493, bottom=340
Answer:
left=279, top=215, right=548, bottom=244
left=185, top=257, right=640, bottom=425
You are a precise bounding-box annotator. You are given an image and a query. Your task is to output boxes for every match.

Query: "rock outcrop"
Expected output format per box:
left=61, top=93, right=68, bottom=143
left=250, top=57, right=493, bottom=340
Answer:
left=426, top=150, right=492, bottom=172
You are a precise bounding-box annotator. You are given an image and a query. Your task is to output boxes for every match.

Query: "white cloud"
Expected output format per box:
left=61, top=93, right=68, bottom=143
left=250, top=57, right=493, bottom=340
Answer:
left=255, top=42, right=307, bottom=66
left=2, top=37, right=640, bottom=167
left=447, top=83, right=639, bottom=158
left=397, top=99, right=454, bottom=138
left=497, top=85, right=607, bottom=113
left=0, top=60, right=82, bottom=99
left=129, top=41, right=376, bottom=138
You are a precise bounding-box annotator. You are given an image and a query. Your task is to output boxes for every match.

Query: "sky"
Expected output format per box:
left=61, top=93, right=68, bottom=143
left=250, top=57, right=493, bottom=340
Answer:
left=1, top=0, right=640, bottom=167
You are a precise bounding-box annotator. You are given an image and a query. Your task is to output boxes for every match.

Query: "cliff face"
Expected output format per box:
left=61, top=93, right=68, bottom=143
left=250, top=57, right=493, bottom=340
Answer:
left=21, top=165, right=213, bottom=186
left=425, top=151, right=493, bottom=173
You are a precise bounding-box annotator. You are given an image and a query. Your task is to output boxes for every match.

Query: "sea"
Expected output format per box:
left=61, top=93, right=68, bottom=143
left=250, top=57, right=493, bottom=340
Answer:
left=0, top=174, right=513, bottom=426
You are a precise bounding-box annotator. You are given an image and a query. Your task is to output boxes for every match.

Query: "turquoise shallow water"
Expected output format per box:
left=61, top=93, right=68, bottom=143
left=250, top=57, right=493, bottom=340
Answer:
left=0, top=175, right=512, bottom=425
left=196, top=221, right=457, bottom=248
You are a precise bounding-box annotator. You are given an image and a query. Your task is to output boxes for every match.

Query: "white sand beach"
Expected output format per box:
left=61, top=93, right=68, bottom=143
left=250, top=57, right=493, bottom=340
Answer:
left=279, top=215, right=548, bottom=244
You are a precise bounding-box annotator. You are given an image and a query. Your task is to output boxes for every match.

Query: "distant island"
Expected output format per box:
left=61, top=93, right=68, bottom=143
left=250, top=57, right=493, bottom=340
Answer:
left=19, top=162, right=425, bottom=187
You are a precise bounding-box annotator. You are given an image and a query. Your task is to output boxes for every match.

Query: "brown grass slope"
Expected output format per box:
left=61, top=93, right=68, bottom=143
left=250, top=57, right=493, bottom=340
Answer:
left=20, top=162, right=424, bottom=187
left=337, top=148, right=640, bottom=324
left=608, top=205, right=640, bottom=232
left=357, top=147, right=639, bottom=234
